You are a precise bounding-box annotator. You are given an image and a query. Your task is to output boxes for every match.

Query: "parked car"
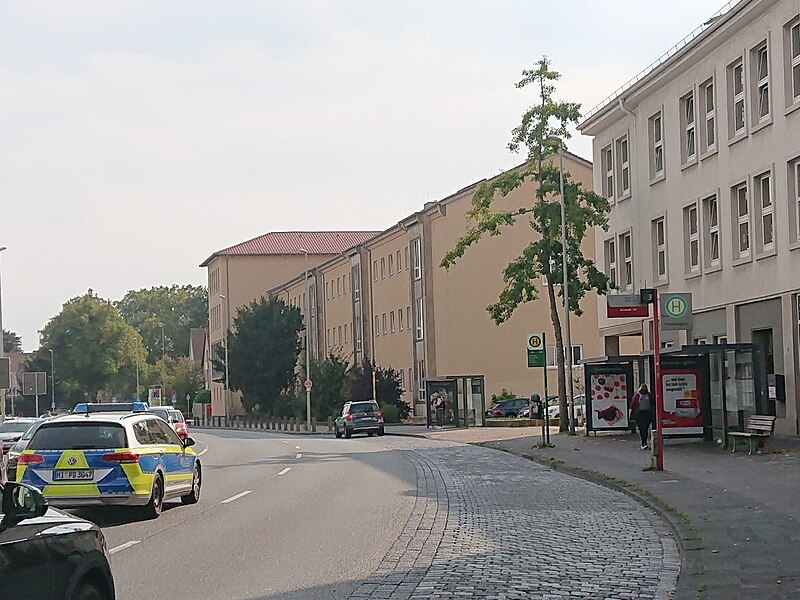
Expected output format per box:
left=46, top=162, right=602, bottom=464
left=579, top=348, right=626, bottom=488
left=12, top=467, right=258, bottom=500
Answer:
left=17, top=412, right=201, bottom=518
left=6, top=417, right=50, bottom=482
left=547, top=395, right=587, bottom=422
left=0, top=480, right=116, bottom=599
left=334, top=401, right=385, bottom=438
left=486, top=398, right=529, bottom=418
left=0, top=417, right=39, bottom=453
left=148, top=407, right=189, bottom=439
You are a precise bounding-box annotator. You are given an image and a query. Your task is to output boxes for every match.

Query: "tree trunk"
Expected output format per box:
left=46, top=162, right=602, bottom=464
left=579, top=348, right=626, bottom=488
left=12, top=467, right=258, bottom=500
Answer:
left=546, top=281, right=568, bottom=433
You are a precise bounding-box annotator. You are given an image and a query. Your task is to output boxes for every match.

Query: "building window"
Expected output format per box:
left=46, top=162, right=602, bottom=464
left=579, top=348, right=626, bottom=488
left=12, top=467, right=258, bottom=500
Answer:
left=701, top=79, right=716, bottom=153
left=649, top=112, right=664, bottom=179
left=399, top=369, right=405, bottom=390
left=380, top=258, right=385, bottom=279
left=616, top=136, right=630, bottom=197
left=546, top=345, right=583, bottom=367
left=396, top=250, right=402, bottom=272
left=685, top=204, right=700, bottom=273
left=373, top=260, right=378, bottom=281
left=388, top=253, right=394, bottom=276
left=415, top=298, right=424, bottom=340
left=791, top=159, right=800, bottom=243
left=620, top=232, right=633, bottom=290
left=417, top=360, right=425, bottom=402
left=406, top=306, right=411, bottom=330
left=338, top=326, right=342, bottom=345
left=382, top=313, right=387, bottom=335
left=752, top=43, right=770, bottom=122
left=789, top=20, right=800, bottom=104
left=680, top=92, right=696, bottom=163
left=602, top=144, right=614, bottom=200
left=398, top=308, right=404, bottom=331
left=336, top=277, right=340, bottom=297
left=310, top=287, right=316, bottom=315
left=353, top=267, right=361, bottom=302
left=355, top=317, right=362, bottom=351
left=714, top=335, right=728, bottom=345
left=390, top=311, right=396, bottom=333
left=604, top=238, right=617, bottom=287
left=413, top=239, right=422, bottom=280
left=344, top=273, right=349, bottom=293
left=344, top=323, right=349, bottom=344
left=374, top=315, right=380, bottom=336
left=703, top=194, right=721, bottom=268
left=729, top=58, right=746, bottom=135
left=755, top=172, right=774, bottom=251
left=733, top=182, right=751, bottom=258
left=404, top=246, right=409, bottom=271
left=652, top=217, right=667, bottom=281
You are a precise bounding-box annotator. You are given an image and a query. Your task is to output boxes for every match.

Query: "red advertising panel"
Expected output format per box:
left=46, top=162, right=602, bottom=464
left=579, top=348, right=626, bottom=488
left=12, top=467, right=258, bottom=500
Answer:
left=660, top=369, right=704, bottom=436
left=606, top=295, right=650, bottom=318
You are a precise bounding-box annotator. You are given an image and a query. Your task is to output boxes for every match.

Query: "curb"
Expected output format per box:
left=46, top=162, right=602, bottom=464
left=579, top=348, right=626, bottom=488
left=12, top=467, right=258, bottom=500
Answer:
left=384, top=430, right=431, bottom=439
left=478, top=442, right=699, bottom=597
left=192, top=426, right=334, bottom=437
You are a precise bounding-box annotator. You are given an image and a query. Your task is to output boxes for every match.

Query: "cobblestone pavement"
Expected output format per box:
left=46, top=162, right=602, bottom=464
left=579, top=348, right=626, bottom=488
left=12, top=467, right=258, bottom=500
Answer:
left=350, top=438, right=678, bottom=600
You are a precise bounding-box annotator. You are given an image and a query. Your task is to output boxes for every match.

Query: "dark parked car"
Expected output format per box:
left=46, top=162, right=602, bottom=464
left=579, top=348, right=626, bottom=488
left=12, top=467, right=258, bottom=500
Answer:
left=334, top=401, right=385, bottom=438
left=0, top=418, right=39, bottom=453
left=486, top=398, right=529, bottom=418
left=6, top=418, right=49, bottom=482
left=0, top=480, right=116, bottom=600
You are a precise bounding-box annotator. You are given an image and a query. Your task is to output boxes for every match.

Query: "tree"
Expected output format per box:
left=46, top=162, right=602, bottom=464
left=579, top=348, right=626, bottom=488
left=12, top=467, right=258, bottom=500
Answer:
left=441, top=56, right=611, bottom=433
left=309, top=353, right=350, bottom=419
left=32, top=290, right=148, bottom=403
left=115, top=285, right=208, bottom=363
left=145, top=356, right=205, bottom=413
left=346, top=358, right=410, bottom=420
left=2, top=329, right=22, bottom=353
left=217, top=296, right=303, bottom=414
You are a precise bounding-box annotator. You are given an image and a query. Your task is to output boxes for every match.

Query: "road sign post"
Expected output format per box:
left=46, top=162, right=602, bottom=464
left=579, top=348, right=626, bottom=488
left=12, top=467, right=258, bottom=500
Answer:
left=526, top=333, right=550, bottom=445
left=23, top=372, right=47, bottom=417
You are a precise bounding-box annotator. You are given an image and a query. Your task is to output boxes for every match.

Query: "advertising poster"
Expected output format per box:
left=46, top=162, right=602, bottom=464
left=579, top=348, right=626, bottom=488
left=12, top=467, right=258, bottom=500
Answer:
left=427, top=379, right=458, bottom=428
left=585, top=364, right=633, bottom=432
left=661, top=369, right=704, bottom=436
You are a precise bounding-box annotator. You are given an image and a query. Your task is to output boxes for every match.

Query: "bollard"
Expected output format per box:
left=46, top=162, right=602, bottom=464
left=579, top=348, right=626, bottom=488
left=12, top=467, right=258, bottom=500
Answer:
left=327, top=416, right=333, bottom=432
left=311, top=416, right=316, bottom=433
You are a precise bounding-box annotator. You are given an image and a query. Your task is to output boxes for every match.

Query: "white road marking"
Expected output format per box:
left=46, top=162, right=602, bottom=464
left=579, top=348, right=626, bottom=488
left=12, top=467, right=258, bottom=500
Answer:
left=295, top=453, right=302, bottom=459
left=109, top=540, right=140, bottom=554
left=294, top=445, right=300, bottom=449
left=221, top=490, right=253, bottom=504
left=277, top=467, right=292, bottom=476
left=281, top=441, right=289, bottom=444
left=197, top=448, right=208, bottom=456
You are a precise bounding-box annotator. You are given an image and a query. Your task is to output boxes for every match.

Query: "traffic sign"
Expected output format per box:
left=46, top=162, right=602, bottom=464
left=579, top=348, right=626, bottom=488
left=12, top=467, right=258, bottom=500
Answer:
left=304, top=379, right=313, bottom=391
left=22, top=372, right=47, bottom=396
left=0, top=357, right=10, bottom=390
left=526, top=333, right=546, bottom=368
left=607, top=294, right=649, bottom=318
left=660, top=293, right=693, bottom=331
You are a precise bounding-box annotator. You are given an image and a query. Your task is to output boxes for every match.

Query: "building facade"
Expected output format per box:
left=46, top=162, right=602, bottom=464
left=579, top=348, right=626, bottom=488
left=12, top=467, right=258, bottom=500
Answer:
left=579, top=0, right=800, bottom=435
left=269, top=154, right=604, bottom=418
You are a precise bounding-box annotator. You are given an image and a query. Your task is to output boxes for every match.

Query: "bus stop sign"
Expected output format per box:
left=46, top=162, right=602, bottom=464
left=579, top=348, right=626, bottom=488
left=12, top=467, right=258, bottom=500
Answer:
left=660, top=293, right=693, bottom=331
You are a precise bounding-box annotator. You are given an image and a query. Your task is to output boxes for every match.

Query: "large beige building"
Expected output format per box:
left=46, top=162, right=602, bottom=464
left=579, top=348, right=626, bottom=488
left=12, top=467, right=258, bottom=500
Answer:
left=269, top=154, right=604, bottom=418
left=579, top=0, right=800, bottom=435
left=200, top=231, right=379, bottom=416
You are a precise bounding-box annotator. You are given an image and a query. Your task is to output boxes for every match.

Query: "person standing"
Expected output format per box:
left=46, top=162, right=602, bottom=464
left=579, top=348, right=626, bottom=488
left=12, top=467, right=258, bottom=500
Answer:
left=630, top=384, right=654, bottom=450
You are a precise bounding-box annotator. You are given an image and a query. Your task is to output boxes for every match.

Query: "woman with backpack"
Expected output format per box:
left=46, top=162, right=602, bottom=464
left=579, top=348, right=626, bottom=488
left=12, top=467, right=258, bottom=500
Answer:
left=630, top=384, right=654, bottom=450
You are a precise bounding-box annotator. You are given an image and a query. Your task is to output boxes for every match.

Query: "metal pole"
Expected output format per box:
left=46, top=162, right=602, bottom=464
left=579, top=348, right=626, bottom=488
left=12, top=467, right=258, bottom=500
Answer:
left=135, top=352, right=140, bottom=401
left=159, top=323, right=166, bottom=407
left=558, top=145, right=576, bottom=434
left=0, top=246, right=7, bottom=419
left=35, top=376, right=39, bottom=417
left=220, top=295, right=230, bottom=419
left=303, top=252, right=311, bottom=431
left=49, top=349, right=55, bottom=410
left=653, top=290, right=664, bottom=471
left=542, top=331, right=550, bottom=445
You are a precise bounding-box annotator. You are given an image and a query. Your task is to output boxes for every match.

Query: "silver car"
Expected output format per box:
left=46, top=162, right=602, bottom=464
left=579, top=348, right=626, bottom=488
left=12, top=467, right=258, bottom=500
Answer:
left=334, top=401, right=385, bottom=438
left=0, top=418, right=38, bottom=454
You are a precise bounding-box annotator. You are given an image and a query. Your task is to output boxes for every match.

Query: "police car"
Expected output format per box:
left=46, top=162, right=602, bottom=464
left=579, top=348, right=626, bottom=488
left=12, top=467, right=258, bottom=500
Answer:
left=15, top=412, right=201, bottom=518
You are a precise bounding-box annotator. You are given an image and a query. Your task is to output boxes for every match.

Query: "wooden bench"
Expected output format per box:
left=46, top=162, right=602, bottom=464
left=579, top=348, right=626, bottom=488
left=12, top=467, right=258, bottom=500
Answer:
left=728, top=415, right=776, bottom=455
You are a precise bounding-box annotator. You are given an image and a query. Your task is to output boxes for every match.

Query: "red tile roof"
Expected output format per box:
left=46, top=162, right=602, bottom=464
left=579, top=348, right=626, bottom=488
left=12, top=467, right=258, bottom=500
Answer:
left=200, top=231, right=379, bottom=266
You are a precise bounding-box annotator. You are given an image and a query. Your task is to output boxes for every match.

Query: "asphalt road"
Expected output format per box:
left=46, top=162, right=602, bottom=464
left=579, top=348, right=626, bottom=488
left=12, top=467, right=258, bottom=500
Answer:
left=70, top=429, right=417, bottom=600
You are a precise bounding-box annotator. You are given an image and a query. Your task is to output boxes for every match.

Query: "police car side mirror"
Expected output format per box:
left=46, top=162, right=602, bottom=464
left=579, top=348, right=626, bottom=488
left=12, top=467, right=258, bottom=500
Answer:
left=2, top=483, right=48, bottom=525
left=182, top=437, right=196, bottom=448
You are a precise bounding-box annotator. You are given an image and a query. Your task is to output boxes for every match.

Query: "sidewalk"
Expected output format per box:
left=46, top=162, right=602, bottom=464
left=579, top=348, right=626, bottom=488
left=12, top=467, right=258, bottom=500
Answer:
left=384, top=423, right=558, bottom=444
left=489, top=432, right=800, bottom=600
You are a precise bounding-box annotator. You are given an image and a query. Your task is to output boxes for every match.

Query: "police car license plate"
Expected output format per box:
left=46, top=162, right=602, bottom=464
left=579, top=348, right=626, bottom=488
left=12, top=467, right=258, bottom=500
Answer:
left=53, top=469, right=94, bottom=481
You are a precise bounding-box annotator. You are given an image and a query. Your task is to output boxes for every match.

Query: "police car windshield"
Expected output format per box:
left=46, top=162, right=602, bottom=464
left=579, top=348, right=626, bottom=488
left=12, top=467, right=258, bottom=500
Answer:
left=29, top=423, right=127, bottom=450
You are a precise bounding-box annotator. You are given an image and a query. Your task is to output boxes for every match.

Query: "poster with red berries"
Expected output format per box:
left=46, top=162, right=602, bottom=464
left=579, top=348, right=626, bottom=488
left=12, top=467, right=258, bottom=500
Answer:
left=585, top=363, right=633, bottom=431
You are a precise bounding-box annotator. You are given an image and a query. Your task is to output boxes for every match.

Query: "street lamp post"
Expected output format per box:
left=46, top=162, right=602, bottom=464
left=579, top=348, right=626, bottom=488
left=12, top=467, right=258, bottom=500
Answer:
left=547, top=136, right=577, bottom=435
left=48, top=349, right=55, bottom=410
left=158, top=322, right=166, bottom=406
left=298, top=248, right=311, bottom=431
left=218, top=295, right=231, bottom=420
left=0, top=246, right=7, bottom=419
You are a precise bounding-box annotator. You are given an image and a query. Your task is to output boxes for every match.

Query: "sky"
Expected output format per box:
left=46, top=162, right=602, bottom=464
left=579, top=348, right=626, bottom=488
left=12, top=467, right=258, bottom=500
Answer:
left=1, top=0, right=727, bottom=351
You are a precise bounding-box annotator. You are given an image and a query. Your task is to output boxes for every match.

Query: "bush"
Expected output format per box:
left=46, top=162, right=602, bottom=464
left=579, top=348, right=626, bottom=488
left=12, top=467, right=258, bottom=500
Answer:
left=380, top=403, right=400, bottom=424
left=490, top=388, right=516, bottom=404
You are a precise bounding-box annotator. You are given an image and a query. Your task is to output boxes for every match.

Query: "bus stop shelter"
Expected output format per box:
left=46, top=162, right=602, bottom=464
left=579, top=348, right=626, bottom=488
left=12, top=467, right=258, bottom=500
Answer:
left=424, top=375, right=486, bottom=428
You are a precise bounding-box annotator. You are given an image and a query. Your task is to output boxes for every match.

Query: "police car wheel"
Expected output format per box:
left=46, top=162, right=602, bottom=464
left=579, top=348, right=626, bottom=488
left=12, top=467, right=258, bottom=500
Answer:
left=142, top=474, right=164, bottom=519
left=181, top=464, right=201, bottom=505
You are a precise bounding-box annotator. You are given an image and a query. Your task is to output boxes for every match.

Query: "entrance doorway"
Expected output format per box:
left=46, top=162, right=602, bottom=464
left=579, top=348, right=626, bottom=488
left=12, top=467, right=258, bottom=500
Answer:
left=752, top=328, right=775, bottom=415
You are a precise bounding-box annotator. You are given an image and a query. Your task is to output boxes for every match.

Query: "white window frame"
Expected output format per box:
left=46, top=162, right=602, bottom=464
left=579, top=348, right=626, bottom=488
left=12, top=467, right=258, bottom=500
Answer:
left=603, top=145, right=614, bottom=200
left=375, top=315, right=380, bottom=337
left=650, top=112, right=664, bottom=179
left=605, top=238, right=617, bottom=287
left=388, top=253, right=394, bottom=276
left=390, top=311, right=396, bottom=333
left=682, top=92, right=696, bottom=162
left=686, top=204, right=700, bottom=273
left=417, top=360, right=425, bottom=401
left=412, top=238, right=422, bottom=280
left=753, top=43, right=770, bottom=122
left=617, top=136, right=630, bottom=197
left=733, top=182, right=751, bottom=259
left=795, top=161, right=800, bottom=242
left=353, top=268, right=361, bottom=302
left=702, top=79, right=716, bottom=153
left=791, top=21, right=800, bottom=103
left=382, top=313, right=387, bottom=335
left=704, top=194, right=721, bottom=268
left=730, top=59, right=746, bottom=135
left=415, top=298, right=424, bottom=340
left=620, top=232, right=633, bottom=290
left=756, top=171, right=774, bottom=251
left=380, top=258, right=385, bottom=279
left=653, top=217, right=667, bottom=281
left=398, top=308, right=404, bottom=331
left=396, top=250, right=402, bottom=273
left=355, top=317, right=362, bottom=351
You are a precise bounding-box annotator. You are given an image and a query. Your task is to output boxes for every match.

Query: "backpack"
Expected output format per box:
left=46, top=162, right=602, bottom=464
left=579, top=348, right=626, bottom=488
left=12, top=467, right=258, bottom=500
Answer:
left=637, top=392, right=652, bottom=412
